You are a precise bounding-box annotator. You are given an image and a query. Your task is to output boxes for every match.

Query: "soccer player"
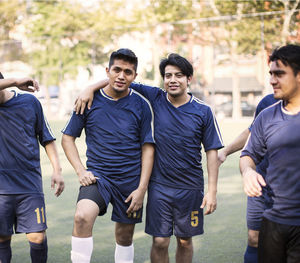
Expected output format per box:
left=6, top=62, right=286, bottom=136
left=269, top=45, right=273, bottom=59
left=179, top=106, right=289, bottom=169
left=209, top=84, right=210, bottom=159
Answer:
left=218, top=93, right=277, bottom=263
left=61, top=48, right=155, bottom=263
left=75, top=53, right=224, bottom=263
left=0, top=74, right=65, bottom=263
left=240, top=44, right=300, bottom=263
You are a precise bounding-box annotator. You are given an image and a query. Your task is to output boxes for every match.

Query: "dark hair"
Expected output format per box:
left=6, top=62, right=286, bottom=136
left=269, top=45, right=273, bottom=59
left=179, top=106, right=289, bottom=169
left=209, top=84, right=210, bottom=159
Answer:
left=159, top=53, right=193, bottom=78
left=0, top=72, right=3, bottom=79
left=108, top=48, right=138, bottom=71
left=269, top=44, right=300, bottom=76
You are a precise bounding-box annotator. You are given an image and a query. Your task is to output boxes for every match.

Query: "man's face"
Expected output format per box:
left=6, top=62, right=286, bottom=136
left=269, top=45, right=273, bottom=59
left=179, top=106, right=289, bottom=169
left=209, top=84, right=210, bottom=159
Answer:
left=163, top=65, right=191, bottom=98
left=106, top=59, right=137, bottom=96
left=269, top=60, right=300, bottom=101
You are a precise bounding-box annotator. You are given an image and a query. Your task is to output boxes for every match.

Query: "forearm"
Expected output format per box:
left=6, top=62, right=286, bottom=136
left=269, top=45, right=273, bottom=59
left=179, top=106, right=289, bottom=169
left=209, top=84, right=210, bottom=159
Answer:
left=89, top=79, right=109, bottom=92
left=223, top=128, right=250, bottom=157
left=240, top=155, right=256, bottom=175
left=206, top=149, right=219, bottom=193
left=61, top=134, right=86, bottom=175
left=44, top=141, right=62, bottom=173
left=138, top=143, right=155, bottom=192
left=0, top=79, right=18, bottom=91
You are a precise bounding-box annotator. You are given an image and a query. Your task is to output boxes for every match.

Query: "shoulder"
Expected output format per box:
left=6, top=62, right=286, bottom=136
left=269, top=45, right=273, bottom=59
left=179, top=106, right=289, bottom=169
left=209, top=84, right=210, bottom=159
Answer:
left=191, top=96, right=213, bottom=113
left=131, top=90, right=152, bottom=106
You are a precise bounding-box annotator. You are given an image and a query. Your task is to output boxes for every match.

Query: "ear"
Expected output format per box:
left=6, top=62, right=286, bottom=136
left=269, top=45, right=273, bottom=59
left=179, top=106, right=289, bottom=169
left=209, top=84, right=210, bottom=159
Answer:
left=187, top=76, right=193, bottom=85
left=105, top=67, right=109, bottom=77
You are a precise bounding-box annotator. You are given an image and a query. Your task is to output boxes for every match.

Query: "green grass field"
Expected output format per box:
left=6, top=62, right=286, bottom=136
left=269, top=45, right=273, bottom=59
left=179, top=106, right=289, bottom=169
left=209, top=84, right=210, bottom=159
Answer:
left=10, top=119, right=251, bottom=263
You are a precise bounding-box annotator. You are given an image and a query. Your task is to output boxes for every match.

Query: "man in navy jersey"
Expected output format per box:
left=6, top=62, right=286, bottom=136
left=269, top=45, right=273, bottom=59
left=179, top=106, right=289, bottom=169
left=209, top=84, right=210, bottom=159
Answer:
left=74, top=53, right=224, bottom=263
left=218, top=93, right=277, bottom=263
left=61, top=49, right=155, bottom=263
left=0, top=74, right=64, bottom=263
left=240, top=44, right=300, bottom=263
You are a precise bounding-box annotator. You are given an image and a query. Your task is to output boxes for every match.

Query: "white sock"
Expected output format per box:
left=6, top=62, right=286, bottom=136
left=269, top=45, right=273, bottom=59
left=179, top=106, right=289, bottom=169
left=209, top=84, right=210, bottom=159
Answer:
left=71, top=236, right=93, bottom=263
left=114, top=243, right=134, bottom=263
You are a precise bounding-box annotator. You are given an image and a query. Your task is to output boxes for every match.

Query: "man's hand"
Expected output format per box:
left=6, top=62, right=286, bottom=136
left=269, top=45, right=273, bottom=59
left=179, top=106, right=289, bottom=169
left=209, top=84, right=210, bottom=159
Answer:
left=77, top=170, right=97, bottom=186
left=51, top=171, right=65, bottom=197
left=201, top=191, right=217, bottom=215
left=125, top=188, right=146, bottom=216
left=74, top=86, right=95, bottom=115
left=15, top=78, right=40, bottom=92
left=242, top=167, right=266, bottom=197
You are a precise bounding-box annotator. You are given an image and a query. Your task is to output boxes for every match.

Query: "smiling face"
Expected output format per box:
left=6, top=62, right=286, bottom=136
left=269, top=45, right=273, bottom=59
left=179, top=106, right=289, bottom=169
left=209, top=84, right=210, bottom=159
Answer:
left=163, top=65, right=191, bottom=99
left=105, top=59, right=137, bottom=98
left=269, top=60, right=300, bottom=101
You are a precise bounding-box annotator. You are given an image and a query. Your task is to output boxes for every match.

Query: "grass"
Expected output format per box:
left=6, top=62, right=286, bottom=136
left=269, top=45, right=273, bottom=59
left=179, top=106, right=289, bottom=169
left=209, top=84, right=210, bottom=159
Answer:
left=10, top=118, right=251, bottom=263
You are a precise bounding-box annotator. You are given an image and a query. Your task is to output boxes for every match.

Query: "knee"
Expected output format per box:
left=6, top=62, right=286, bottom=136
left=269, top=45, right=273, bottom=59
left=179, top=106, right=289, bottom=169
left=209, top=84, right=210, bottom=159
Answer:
left=74, top=210, right=92, bottom=229
left=152, top=237, right=170, bottom=250
left=248, top=230, right=259, bottom=247
left=0, top=236, right=11, bottom=243
left=177, top=237, right=193, bottom=250
left=115, top=224, right=134, bottom=246
left=27, top=232, right=46, bottom=244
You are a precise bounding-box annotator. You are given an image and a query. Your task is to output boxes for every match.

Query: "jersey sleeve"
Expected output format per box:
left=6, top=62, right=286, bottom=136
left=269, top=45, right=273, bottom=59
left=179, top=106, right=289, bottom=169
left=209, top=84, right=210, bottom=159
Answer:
left=33, top=98, right=56, bottom=146
left=130, top=82, right=161, bottom=104
left=241, top=114, right=266, bottom=164
left=202, top=107, right=224, bottom=151
left=139, top=99, right=155, bottom=145
left=61, top=111, right=85, bottom=138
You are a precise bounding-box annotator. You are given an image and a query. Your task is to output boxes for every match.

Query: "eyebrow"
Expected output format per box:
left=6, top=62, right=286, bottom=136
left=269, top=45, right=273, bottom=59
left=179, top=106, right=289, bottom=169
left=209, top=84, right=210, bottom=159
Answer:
left=269, top=69, right=286, bottom=75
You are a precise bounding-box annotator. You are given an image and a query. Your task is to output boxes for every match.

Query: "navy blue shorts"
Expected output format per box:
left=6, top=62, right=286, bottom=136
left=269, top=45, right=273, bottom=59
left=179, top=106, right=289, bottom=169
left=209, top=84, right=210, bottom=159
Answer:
left=0, top=194, right=47, bottom=235
left=79, top=176, right=143, bottom=224
left=145, top=183, right=204, bottom=237
left=247, top=187, right=273, bottom=231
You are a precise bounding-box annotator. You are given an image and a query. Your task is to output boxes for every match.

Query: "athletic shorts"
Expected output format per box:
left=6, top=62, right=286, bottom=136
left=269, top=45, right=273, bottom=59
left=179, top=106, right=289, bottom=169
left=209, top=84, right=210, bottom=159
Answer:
left=247, top=187, right=273, bottom=231
left=77, top=177, right=143, bottom=224
left=0, top=193, right=47, bottom=235
left=145, top=183, right=204, bottom=237
left=258, top=217, right=300, bottom=263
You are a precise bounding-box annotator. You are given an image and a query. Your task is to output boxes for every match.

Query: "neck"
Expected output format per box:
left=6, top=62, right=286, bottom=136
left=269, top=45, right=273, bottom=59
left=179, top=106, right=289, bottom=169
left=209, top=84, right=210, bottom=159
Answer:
left=283, top=97, right=300, bottom=114
left=0, top=90, right=13, bottom=104
left=167, top=93, right=191, bottom=107
left=103, top=85, right=130, bottom=100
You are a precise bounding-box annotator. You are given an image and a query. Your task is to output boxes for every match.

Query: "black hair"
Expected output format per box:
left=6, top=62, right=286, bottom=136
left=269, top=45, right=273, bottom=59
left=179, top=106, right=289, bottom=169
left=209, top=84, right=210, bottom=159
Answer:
left=108, top=48, right=138, bottom=71
left=269, top=44, right=300, bottom=76
left=159, top=53, right=193, bottom=78
left=0, top=72, right=3, bottom=79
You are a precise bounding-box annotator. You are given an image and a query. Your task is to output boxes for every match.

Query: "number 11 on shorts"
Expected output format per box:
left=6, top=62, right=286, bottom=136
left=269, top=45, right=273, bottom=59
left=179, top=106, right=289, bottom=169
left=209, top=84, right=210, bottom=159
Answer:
left=35, top=207, right=45, bottom=224
left=191, top=211, right=199, bottom=227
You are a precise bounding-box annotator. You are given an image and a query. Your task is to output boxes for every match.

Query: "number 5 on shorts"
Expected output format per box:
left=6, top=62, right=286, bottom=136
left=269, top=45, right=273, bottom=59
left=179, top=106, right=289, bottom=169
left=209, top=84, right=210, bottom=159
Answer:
left=35, top=207, right=45, bottom=224
left=191, top=211, right=199, bottom=227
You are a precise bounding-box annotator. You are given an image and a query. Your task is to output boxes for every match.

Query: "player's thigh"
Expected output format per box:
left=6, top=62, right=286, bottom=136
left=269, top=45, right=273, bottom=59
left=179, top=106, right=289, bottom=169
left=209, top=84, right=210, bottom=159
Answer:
left=15, top=194, right=47, bottom=234
left=77, top=183, right=107, bottom=217
left=286, top=225, right=300, bottom=263
left=247, top=195, right=265, bottom=231
left=247, top=229, right=259, bottom=247
left=110, top=185, right=143, bottom=225
left=145, top=184, right=174, bottom=237
left=173, top=189, right=203, bottom=238
left=0, top=195, right=16, bottom=236
left=258, top=218, right=287, bottom=263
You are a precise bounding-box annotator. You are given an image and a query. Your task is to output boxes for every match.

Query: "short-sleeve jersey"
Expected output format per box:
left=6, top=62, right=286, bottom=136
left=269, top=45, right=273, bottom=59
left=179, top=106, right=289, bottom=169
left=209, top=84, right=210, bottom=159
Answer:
left=62, top=89, right=155, bottom=187
left=130, top=82, right=224, bottom=190
left=242, top=101, right=300, bottom=226
left=0, top=92, right=55, bottom=194
left=249, top=94, right=278, bottom=176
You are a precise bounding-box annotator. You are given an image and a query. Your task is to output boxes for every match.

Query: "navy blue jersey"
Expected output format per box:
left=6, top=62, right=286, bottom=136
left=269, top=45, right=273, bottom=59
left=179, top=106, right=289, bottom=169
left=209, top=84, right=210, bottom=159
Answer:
left=130, top=83, right=224, bottom=190
left=62, top=89, right=155, bottom=187
left=249, top=94, right=278, bottom=176
left=0, top=91, right=55, bottom=194
left=242, top=101, right=300, bottom=226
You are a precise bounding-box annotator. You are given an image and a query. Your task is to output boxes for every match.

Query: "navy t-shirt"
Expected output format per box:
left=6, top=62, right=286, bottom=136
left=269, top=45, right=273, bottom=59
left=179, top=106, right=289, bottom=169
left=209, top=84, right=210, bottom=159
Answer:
left=242, top=101, right=300, bottom=226
left=130, top=82, right=224, bottom=190
left=249, top=94, right=278, bottom=176
left=62, top=89, right=155, bottom=188
left=0, top=91, right=55, bottom=194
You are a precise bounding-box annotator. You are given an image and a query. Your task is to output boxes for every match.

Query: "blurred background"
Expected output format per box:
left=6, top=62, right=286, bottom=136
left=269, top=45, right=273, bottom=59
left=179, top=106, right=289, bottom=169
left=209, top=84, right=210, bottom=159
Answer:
left=1, top=0, right=300, bottom=120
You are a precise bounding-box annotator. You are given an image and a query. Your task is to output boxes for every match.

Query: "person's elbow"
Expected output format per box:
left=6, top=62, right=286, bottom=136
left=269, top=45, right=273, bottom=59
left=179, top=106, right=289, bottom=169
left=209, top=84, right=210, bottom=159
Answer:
left=61, top=134, right=75, bottom=150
